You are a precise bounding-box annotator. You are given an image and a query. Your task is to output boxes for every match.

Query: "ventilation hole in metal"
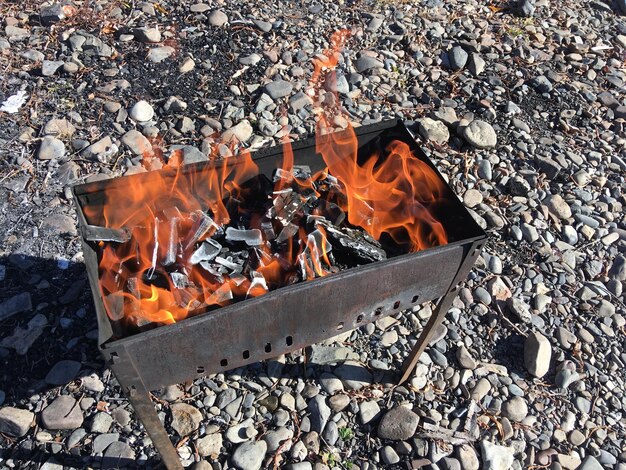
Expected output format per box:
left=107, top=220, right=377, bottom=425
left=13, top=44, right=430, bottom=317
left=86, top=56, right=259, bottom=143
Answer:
left=243, top=350, right=250, bottom=359
left=220, top=359, right=228, bottom=367
left=393, top=300, right=401, bottom=309
left=337, top=322, right=344, bottom=330
left=356, top=314, right=364, bottom=323
left=265, top=343, right=272, bottom=353
left=412, top=295, right=420, bottom=303
left=374, top=307, right=383, bottom=316
left=197, top=366, right=205, bottom=374
left=286, top=336, right=293, bottom=346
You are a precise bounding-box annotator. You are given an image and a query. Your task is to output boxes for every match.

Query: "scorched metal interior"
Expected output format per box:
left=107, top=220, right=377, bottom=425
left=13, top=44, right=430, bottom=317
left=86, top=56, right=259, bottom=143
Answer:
left=72, top=119, right=486, bottom=470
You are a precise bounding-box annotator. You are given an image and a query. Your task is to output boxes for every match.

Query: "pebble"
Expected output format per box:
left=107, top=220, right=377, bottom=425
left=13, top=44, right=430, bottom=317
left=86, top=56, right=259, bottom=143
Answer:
left=463, top=120, right=497, bottom=149
left=381, top=445, right=400, bottom=464
left=45, top=360, right=81, bottom=385
left=41, top=396, right=84, bottom=430
left=0, top=407, right=34, bottom=437
left=102, top=441, right=135, bottom=469
left=449, top=46, right=468, bottom=70
left=130, top=100, right=155, bottom=122
left=481, top=441, right=514, bottom=470
left=147, top=46, right=175, bottom=63
left=41, top=60, right=64, bottom=76
left=359, top=400, right=380, bottom=424
left=231, top=440, right=267, bottom=470
left=38, top=137, right=66, bottom=160
left=524, top=332, right=551, bottom=378
left=133, top=27, right=161, bottom=43
left=121, top=130, right=152, bottom=156
left=377, top=406, right=419, bottom=440
left=544, top=194, right=571, bottom=220
left=501, top=396, right=528, bottom=422
left=418, top=118, right=450, bottom=144
left=308, top=395, right=331, bottom=433
left=207, top=10, right=228, bottom=26
left=90, top=412, right=113, bottom=433
left=356, top=55, right=383, bottom=72
left=265, top=80, right=293, bottom=99
left=170, top=403, right=202, bottom=436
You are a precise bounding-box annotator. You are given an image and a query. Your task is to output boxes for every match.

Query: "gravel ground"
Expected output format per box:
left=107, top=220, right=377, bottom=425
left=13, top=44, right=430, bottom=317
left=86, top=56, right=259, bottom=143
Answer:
left=1, top=0, right=626, bottom=469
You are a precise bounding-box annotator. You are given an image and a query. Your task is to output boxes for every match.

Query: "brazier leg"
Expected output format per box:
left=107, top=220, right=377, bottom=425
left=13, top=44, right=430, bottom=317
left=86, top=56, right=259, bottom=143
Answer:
left=126, top=385, right=184, bottom=470
left=399, top=293, right=455, bottom=384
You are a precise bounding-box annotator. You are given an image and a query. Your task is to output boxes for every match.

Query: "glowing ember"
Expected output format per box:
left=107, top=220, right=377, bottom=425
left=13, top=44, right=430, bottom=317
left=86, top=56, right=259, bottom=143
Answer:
left=86, top=30, right=449, bottom=331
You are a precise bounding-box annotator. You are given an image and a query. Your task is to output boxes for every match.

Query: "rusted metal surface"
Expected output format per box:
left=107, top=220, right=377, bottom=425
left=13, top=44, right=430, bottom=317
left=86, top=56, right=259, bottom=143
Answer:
left=73, top=120, right=486, bottom=469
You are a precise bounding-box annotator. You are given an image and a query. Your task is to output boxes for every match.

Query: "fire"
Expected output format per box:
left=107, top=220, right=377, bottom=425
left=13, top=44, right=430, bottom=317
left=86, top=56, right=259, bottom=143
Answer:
left=86, top=30, right=449, bottom=331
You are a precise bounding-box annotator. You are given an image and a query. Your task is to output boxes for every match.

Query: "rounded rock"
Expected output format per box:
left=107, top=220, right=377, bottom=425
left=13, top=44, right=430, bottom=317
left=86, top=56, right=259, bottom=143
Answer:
left=377, top=406, right=419, bottom=441
left=463, top=120, right=497, bottom=149
left=130, top=100, right=155, bottom=122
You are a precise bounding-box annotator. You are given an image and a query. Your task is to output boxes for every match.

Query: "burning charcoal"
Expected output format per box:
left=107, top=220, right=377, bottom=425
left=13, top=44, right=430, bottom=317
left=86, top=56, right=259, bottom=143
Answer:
left=215, top=256, right=244, bottom=273
left=225, top=227, right=263, bottom=246
left=268, top=189, right=305, bottom=225
left=190, top=239, right=222, bottom=264
left=206, top=284, right=233, bottom=304
left=148, top=218, right=161, bottom=279
left=169, top=272, right=189, bottom=289
left=308, top=229, right=332, bottom=257
left=163, top=217, right=179, bottom=266
left=198, top=262, right=224, bottom=283
left=84, top=225, right=132, bottom=243
left=126, top=277, right=140, bottom=298
left=276, top=222, right=299, bottom=243
left=230, top=273, right=247, bottom=286
left=315, top=219, right=386, bottom=264
left=261, top=221, right=276, bottom=241
left=292, top=165, right=312, bottom=180
left=246, top=271, right=268, bottom=297
left=184, top=211, right=218, bottom=251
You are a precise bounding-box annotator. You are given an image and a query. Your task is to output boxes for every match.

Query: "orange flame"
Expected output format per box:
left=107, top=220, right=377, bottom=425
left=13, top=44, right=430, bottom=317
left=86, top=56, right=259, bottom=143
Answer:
left=88, top=30, right=448, bottom=329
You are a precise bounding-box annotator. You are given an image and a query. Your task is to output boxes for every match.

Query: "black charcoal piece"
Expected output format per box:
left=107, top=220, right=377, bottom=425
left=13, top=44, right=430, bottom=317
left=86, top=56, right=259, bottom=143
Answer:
left=315, top=218, right=386, bottom=263
left=163, top=218, right=179, bottom=266
left=198, top=262, right=224, bottom=283
left=276, top=222, right=299, bottom=243
left=169, top=272, right=189, bottom=289
left=246, top=271, right=268, bottom=297
left=84, top=225, right=132, bottom=243
left=190, top=239, right=222, bottom=264
left=225, top=227, right=263, bottom=246
left=215, top=256, right=244, bottom=272
left=206, top=284, right=233, bottom=304
left=184, top=211, right=218, bottom=251
left=268, top=188, right=305, bottom=225
left=261, top=221, right=276, bottom=241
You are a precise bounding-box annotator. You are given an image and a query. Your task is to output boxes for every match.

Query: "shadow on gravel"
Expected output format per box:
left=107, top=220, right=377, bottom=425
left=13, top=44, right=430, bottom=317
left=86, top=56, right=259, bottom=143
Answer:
left=0, top=254, right=102, bottom=403
left=0, top=447, right=137, bottom=470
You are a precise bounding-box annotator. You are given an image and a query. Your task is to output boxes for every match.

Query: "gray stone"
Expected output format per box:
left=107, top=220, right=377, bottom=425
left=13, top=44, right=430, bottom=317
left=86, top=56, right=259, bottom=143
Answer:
left=381, top=445, right=400, bottom=464
left=456, top=444, right=480, bottom=470
left=545, top=194, right=571, bottom=220
left=322, top=420, right=338, bottom=445
left=121, top=130, right=152, bottom=156
left=93, top=433, right=120, bottom=454
left=38, top=137, right=65, bottom=160
left=524, top=331, right=551, bottom=378
left=480, top=441, right=514, bottom=470
left=265, top=80, right=293, bottom=99
left=418, top=118, right=450, bottom=144
left=43, top=118, right=76, bottom=137
left=197, top=431, right=222, bottom=457
left=163, top=96, right=187, bottom=113
left=609, top=255, right=626, bottom=281
left=519, top=0, right=536, bottom=16
left=0, top=407, right=34, bottom=437
left=208, top=10, right=228, bottom=26
left=463, top=189, right=483, bottom=208
left=253, top=20, right=273, bottom=32
left=463, top=120, right=497, bottom=149
left=470, top=378, right=491, bottom=401
left=133, top=27, right=161, bottom=43
left=506, top=298, right=532, bottom=323
left=448, top=46, right=468, bottom=70
left=456, top=345, right=477, bottom=369
left=289, top=91, right=312, bottom=111
left=81, top=136, right=117, bottom=161
left=319, top=373, right=344, bottom=395
left=66, top=428, right=86, bottom=448
left=40, top=4, right=69, bottom=25
left=532, top=75, right=552, bottom=93
left=263, top=427, right=293, bottom=452
left=308, top=395, right=330, bottom=433
left=359, top=400, right=380, bottom=424
left=239, top=53, right=262, bottom=66
left=468, top=53, right=486, bottom=76
left=41, top=395, right=84, bottom=430
left=170, top=403, right=202, bottom=436
left=102, top=441, right=135, bottom=469
left=333, top=360, right=373, bottom=390
left=129, top=100, right=154, bottom=122
left=377, top=406, right=419, bottom=440
left=223, top=120, right=253, bottom=143
left=579, top=456, right=603, bottom=470
left=231, top=440, right=267, bottom=470
left=45, top=360, right=81, bottom=385
left=356, top=55, right=384, bottom=72
left=0, top=292, right=32, bottom=322
left=42, top=60, right=64, bottom=77
left=501, top=397, right=528, bottom=422
left=90, top=412, right=113, bottom=433
left=147, top=46, right=175, bottom=63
